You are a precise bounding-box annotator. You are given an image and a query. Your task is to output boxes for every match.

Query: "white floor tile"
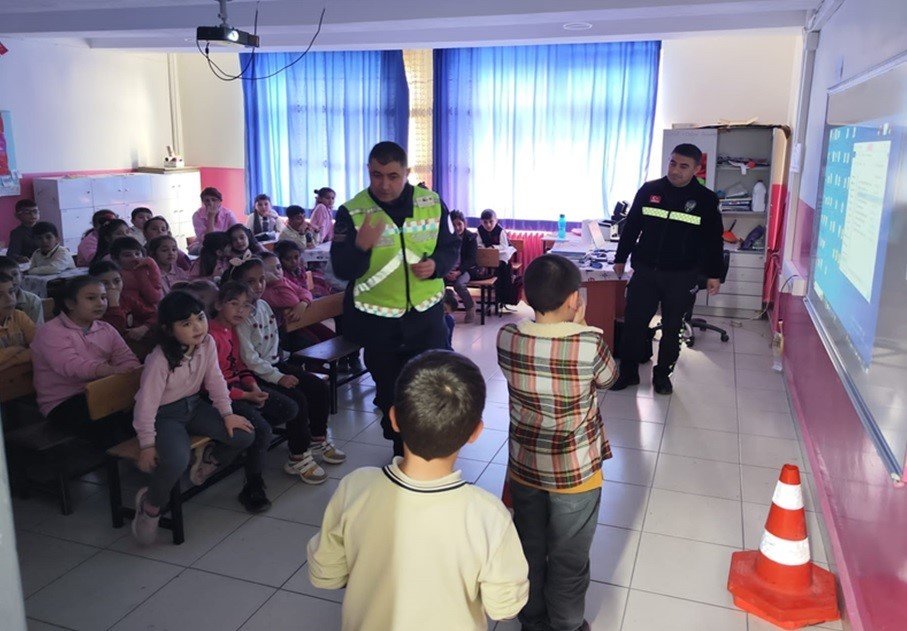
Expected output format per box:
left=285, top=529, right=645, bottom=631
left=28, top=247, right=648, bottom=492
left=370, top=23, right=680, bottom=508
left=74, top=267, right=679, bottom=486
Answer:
left=659, top=425, right=740, bottom=463
left=603, top=418, right=664, bottom=452
left=240, top=589, right=342, bottom=630
left=283, top=563, right=345, bottom=603
left=643, top=488, right=743, bottom=548
left=748, top=613, right=844, bottom=631
left=600, top=448, right=658, bottom=487
left=598, top=481, right=650, bottom=531
left=189, top=464, right=297, bottom=513
left=15, top=532, right=99, bottom=599
left=631, top=532, right=737, bottom=608
left=666, top=400, right=739, bottom=433
left=736, top=367, right=786, bottom=392
left=347, top=419, right=388, bottom=447
left=739, top=434, right=805, bottom=470
left=26, top=619, right=70, bottom=631
left=601, top=394, right=669, bottom=424
left=621, top=589, right=747, bottom=630
left=653, top=453, right=741, bottom=501
left=589, top=524, right=640, bottom=587
left=267, top=477, right=340, bottom=527
left=584, top=582, right=629, bottom=630
left=737, top=387, right=792, bottom=415
left=326, top=408, right=382, bottom=441
left=459, top=427, right=508, bottom=462
left=455, top=457, right=490, bottom=483
left=325, top=442, right=393, bottom=480
left=481, top=401, right=512, bottom=432
left=484, top=378, right=512, bottom=405
left=110, top=569, right=274, bottom=631
left=31, top=492, right=128, bottom=548
left=474, top=463, right=508, bottom=498
left=737, top=410, right=797, bottom=439
left=25, top=550, right=181, bottom=630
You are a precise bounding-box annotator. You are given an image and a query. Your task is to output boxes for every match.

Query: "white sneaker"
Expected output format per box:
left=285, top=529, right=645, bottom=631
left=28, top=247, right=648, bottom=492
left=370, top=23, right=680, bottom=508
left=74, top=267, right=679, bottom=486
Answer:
left=189, top=443, right=219, bottom=486
left=131, top=487, right=159, bottom=546
left=283, top=451, right=327, bottom=484
left=464, top=306, right=476, bottom=323
left=312, top=439, right=346, bottom=464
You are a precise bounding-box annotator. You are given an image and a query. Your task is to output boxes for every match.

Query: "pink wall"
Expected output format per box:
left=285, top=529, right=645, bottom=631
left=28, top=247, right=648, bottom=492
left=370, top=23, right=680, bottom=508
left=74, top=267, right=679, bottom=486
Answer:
left=199, top=167, right=246, bottom=223
left=780, top=248, right=907, bottom=630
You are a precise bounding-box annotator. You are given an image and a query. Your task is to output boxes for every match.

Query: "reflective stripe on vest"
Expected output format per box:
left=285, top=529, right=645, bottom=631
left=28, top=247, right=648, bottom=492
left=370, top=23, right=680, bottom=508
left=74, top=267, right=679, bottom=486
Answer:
left=642, top=206, right=702, bottom=226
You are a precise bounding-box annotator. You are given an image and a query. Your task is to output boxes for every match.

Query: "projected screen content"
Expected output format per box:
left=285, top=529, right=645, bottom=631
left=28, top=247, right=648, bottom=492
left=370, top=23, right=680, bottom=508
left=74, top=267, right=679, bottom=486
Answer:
left=807, top=56, right=907, bottom=477
left=812, top=125, right=899, bottom=366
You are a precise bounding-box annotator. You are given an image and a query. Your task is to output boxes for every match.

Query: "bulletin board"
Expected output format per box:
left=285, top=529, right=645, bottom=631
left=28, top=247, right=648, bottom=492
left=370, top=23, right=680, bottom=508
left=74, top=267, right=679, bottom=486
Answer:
left=0, top=110, right=21, bottom=197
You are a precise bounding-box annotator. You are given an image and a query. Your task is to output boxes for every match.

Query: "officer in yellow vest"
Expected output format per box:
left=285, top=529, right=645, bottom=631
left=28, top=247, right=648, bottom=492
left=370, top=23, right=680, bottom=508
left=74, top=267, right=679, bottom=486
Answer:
left=331, top=141, right=461, bottom=456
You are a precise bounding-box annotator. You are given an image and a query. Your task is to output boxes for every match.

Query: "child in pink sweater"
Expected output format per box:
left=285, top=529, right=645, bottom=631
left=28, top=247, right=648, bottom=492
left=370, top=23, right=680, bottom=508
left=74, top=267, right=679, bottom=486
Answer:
left=31, top=276, right=141, bottom=440
left=260, top=252, right=335, bottom=351
left=147, top=235, right=189, bottom=293
left=130, top=290, right=256, bottom=545
left=110, top=237, right=162, bottom=329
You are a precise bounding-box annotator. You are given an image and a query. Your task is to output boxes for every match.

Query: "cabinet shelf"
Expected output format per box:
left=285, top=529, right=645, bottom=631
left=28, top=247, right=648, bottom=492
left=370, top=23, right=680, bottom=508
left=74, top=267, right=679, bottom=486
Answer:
left=720, top=210, right=766, bottom=216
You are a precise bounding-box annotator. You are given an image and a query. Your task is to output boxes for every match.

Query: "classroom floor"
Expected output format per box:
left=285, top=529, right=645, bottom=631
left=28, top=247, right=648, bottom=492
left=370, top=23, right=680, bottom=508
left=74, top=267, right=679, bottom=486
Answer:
left=15, top=307, right=846, bottom=631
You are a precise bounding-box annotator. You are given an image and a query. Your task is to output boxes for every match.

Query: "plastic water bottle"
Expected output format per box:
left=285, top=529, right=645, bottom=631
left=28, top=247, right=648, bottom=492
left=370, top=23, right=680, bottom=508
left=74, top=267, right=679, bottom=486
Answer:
left=752, top=180, right=767, bottom=213
left=557, top=214, right=567, bottom=240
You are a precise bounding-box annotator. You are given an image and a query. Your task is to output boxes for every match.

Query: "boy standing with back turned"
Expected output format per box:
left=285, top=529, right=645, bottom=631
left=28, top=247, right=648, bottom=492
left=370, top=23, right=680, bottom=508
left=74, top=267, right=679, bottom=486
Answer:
left=307, top=350, right=529, bottom=631
left=497, top=254, right=617, bottom=631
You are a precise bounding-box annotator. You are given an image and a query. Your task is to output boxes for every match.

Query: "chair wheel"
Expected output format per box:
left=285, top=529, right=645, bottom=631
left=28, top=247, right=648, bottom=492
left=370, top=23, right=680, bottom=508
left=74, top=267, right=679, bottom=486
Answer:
left=720, top=333, right=730, bottom=342
left=698, top=326, right=707, bottom=332
left=686, top=338, right=695, bottom=348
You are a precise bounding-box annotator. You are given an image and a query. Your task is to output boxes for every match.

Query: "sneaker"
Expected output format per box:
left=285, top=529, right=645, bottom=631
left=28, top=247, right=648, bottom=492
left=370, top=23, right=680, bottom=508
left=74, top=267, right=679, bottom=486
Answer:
left=464, top=306, right=476, bottom=323
left=653, top=370, right=673, bottom=395
left=610, top=365, right=640, bottom=391
left=312, top=439, right=346, bottom=464
left=238, top=476, right=272, bottom=513
left=283, top=451, right=327, bottom=485
left=189, top=443, right=219, bottom=486
left=131, top=487, right=159, bottom=546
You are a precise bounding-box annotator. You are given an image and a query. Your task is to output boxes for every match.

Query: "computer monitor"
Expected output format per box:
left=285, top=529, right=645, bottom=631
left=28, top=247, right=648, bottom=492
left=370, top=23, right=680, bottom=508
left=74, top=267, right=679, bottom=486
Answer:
left=581, top=219, right=609, bottom=250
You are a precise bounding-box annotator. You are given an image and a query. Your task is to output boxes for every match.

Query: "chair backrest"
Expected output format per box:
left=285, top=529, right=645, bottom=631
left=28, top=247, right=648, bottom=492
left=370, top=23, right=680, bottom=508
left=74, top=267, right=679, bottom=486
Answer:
left=85, top=368, right=143, bottom=421
left=0, top=362, right=35, bottom=403
left=41, top=297, right=55, bottom=321
left=476, top=247, right=500, bottom=268
left=284, top=292, right=343, bottom=332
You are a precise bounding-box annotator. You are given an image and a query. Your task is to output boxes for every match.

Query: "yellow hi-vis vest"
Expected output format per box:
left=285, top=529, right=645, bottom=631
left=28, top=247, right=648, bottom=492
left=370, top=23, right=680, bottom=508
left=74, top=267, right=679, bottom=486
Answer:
left=345, top=186, right=445, bottom=318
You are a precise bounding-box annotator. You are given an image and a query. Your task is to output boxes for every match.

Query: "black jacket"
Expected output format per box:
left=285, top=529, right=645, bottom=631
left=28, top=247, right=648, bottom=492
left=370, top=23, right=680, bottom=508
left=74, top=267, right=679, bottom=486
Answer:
left=331, top=184, right=460, bottom=351
left=456, top=229, right=478, bottom=274
left=615, top=177, right=725, bottom=278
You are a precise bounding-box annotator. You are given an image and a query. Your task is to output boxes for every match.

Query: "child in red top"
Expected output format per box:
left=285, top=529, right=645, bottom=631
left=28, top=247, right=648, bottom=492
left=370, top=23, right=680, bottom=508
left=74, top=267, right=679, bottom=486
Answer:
left=208, top=281, right=298, bottom=513
left=260, top=252, right=335, bottom=351
left=109, top=237, right=162, bottom=328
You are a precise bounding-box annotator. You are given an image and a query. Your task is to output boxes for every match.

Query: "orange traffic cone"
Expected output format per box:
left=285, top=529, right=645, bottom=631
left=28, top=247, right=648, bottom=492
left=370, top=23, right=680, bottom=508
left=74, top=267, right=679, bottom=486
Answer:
left=727, top=464, right=840, bottom=629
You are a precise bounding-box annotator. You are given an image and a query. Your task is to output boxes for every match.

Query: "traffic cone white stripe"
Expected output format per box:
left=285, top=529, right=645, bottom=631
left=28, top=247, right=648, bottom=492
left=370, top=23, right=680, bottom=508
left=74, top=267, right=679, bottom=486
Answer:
left=771, top=480, right=804, bottom=511
left=759, top=530, right=811, bottom=566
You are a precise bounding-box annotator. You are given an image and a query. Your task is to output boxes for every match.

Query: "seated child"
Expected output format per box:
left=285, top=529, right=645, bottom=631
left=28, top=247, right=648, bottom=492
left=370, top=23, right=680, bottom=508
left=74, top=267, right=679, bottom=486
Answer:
left=76, top=209, right=117, bottom=266
left=278, top=205, right=315, bottom=250
left=92, top=219, right=131, bottom=264
left=226, top=224, right=264, bottom=261
left=226, top=258, right=345, bottom=479
left=477, top=208, right=519, bottom=308
left=7, top=198, right=40, bottom=263
left=171, top=279, right=219, bottom=317
left=129, top=207, right=153, bottom=245
left=260, top=251, right=335, bottom=351
left=143, top=216, right=192, bottom=271
left=246, top=194, right=285, bottom=241
left=146, top=235, right=189, bottom=293
left=307, top=350, right=529, bottom=631
left=445, top=210, right=479, bottom=323
left=0, top=272, right=36, bottom=372
left=208, top=280, right=298, bottom=513
left=0, top=256, right=43, bottom=324
left=496, top=254, right=617, bottom=631
left=129, top=291, right=256, bottom=545
left=109, top=237, right=162, bottom=329
left=28, top=222, right=75, bottom=276
left=189, top=232, right=231, bottom=280
left=442, top=288, right=458, bottom=350
left=31, top=276, right=141, bottom=442
left=308, top=187, right=336, bottom=244
left=88, top=260, right=152, bottom=346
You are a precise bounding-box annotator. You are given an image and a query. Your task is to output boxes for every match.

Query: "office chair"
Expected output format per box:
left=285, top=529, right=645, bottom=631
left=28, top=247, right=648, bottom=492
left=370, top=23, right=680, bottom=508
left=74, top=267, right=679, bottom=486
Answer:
left=647, top=250, right=731, bottom=353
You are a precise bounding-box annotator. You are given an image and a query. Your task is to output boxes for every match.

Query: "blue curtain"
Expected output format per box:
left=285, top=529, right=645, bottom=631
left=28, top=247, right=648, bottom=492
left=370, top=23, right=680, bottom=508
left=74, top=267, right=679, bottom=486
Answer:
left=241, top=50, right=409, bottom=211
left=433, top=42, right=660, bottom=221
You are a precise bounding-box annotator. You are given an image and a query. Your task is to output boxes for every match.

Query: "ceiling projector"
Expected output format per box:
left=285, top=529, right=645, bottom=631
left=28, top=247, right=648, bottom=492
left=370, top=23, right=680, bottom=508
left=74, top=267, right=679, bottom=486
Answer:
left=197, top=0, right=260, bottom=48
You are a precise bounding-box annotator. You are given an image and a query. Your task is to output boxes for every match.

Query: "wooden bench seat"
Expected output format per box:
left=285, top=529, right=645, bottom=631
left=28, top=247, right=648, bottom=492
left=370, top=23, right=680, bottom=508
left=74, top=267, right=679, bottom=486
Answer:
left=291, top=336, right=366, bottom=414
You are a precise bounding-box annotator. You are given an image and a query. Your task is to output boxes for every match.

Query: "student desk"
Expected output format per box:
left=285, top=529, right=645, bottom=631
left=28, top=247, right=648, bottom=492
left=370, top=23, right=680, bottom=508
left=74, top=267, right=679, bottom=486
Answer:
left=19, top=265, right=88, bottom=298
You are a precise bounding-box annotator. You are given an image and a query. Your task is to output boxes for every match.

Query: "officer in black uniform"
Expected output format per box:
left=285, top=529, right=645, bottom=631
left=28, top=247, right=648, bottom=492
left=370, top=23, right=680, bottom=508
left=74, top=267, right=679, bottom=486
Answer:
left=611, top=143, right=725, bottom=394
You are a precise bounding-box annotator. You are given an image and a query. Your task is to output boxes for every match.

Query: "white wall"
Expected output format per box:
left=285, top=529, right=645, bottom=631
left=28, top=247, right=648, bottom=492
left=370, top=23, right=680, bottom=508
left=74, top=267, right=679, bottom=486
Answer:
left=175, top=53, right=245, bottom=169
left=0, top=38, right=172, bottom=173
left=649, top=31, right=802, bottom=179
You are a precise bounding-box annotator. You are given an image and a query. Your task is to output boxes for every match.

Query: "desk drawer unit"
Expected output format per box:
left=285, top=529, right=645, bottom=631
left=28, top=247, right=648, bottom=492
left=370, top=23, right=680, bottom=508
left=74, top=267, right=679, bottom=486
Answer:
left=693, top=250, right=765, bottom=318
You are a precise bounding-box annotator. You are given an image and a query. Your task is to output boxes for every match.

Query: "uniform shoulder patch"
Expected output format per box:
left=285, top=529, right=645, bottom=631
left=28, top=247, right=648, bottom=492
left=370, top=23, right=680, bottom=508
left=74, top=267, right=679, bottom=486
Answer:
left=649, top=195, right=661, bottom=203
left=684, top=200, right=697, bottom=212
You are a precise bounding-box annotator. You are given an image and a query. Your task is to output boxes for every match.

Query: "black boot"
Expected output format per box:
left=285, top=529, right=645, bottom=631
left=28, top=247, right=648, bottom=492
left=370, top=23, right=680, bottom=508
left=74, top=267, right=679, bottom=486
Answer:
left=653, top=366, right=673, bottom=395
left=238, top=476, right=271, bottom=513
left=610, top=361, right=640, bottom=391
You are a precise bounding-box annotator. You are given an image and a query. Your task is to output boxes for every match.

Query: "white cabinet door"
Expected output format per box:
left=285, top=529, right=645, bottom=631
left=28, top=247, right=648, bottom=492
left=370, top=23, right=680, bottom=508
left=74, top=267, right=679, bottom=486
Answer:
left=34, top=177, right=94, bottom=209
left=91, top=176, right=128, bottom=207
left=60, top=207, right=95, bottom=246
left=121, top=174, right=153, bottom=203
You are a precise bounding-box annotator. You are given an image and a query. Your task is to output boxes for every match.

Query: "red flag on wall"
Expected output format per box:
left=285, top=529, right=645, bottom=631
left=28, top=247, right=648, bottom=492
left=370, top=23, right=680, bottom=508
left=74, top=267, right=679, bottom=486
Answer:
left=0, top=41, right=8, bottom=55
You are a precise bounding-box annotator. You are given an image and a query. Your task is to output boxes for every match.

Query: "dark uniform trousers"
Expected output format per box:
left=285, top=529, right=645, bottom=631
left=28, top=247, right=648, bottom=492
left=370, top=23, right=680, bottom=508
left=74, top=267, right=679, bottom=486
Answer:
left=620, top=264, right=698, bottom=374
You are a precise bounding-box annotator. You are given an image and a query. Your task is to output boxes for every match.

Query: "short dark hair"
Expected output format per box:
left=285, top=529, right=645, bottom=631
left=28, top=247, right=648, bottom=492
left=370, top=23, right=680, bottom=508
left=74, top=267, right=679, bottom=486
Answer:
left=368, top=141, right=407, bottom=167
left=157, top=291, right=207, bottom=370
left=0, top=255, right=17, bottom=272
left=216, top=280, right=253, bottom=308
left=88, top=260, right=121, bottom=277
left=131, top=206, right=152, bottom=220
left=220, top=257, right=263, bottom=285
left=672, top=143, right=703, bottom=163
left=260, top=251, right=278, bottom=262
left=394, top=350, right=485, bottom=460
left=480, top=209, right=496, bottom=221
left=274, top=240, right=301, bottom=259
left=524, top=254, right=581, bottom=314
left=285, top=205, right=305, bottom=219
left=60, top=275, right=102, bottom=314
left=146, top=235, right=178, bottom=258
left=200, top=186, right=223, bottom=201
left=314, top=187, right=335, bottom=198
left=15, top=199, right=37, bottom=213
left=109, top=236, right=144, bottom=259
left=254, top=193, right=270, bottom=203
left=449, top=210, right=465, bottom=223
left=32, top=221, right=59, bottom=238
left=0, top=272, right=14, bottom=285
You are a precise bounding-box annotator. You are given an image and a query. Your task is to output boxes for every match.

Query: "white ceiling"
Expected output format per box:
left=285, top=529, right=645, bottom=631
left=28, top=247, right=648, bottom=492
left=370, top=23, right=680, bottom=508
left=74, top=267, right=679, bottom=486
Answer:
left=0, top=0, right=821, bottom=51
